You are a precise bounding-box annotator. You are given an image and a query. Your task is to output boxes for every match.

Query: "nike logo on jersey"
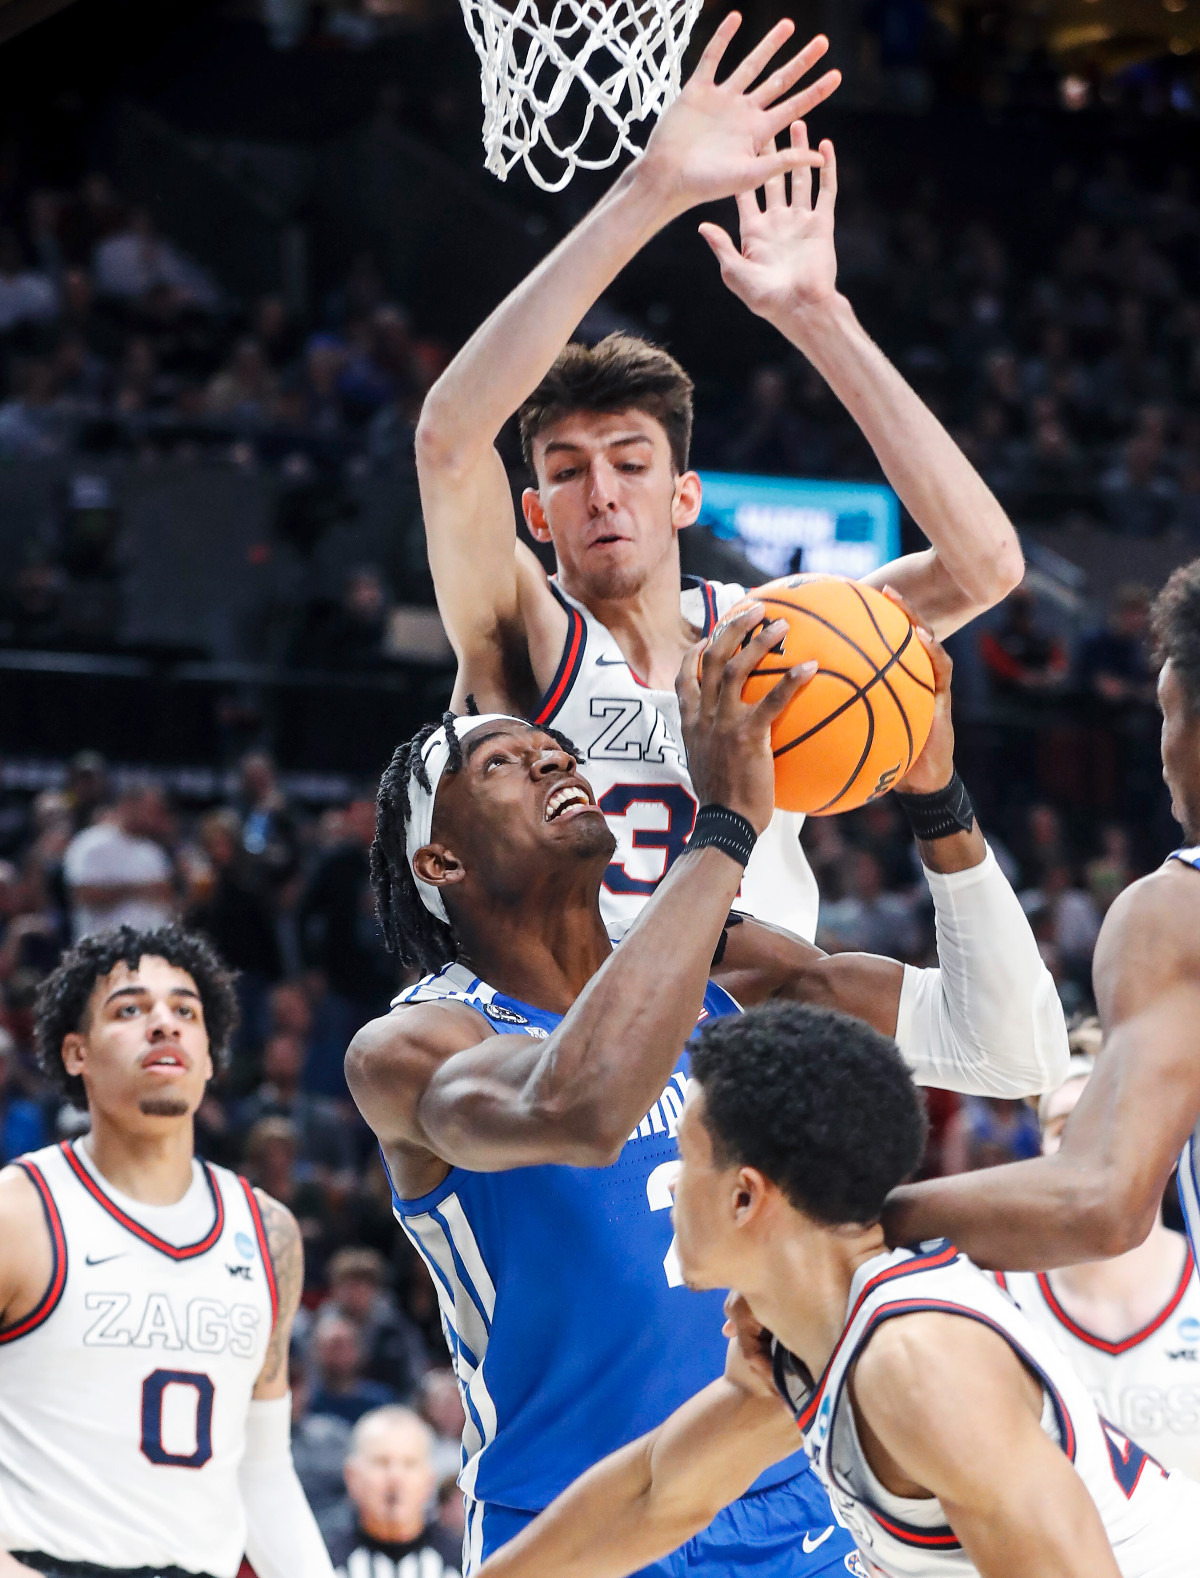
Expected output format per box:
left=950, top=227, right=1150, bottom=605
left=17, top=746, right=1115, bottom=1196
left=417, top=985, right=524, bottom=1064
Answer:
left=84, top=1252, right=125, bottom=1266
left=594, top=654, right=628, bottom=667
left=803, top=1527, right=835, bottom=1554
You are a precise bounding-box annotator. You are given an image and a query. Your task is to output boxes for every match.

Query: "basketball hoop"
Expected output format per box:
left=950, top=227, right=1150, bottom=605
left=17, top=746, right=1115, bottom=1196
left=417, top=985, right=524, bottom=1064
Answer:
left=457, top=0, right=704, bottom=191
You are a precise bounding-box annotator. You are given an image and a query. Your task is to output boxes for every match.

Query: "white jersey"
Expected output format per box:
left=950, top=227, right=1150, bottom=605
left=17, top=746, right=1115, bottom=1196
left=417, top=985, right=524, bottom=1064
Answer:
left=773, top=1242, right=1200, bottom=1577
left=532, top=578, right=820, bottom=940
left=0, top=1140, right=277, bottom=1576
left=1167, top=848, right=1200, bottom=1292
left=994, top=1247, right=1200, bottom=1480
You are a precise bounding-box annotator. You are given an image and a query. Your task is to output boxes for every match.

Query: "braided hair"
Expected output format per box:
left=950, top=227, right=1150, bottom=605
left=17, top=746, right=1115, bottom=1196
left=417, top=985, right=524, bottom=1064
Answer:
left=371, top=700, right=582, bottom=978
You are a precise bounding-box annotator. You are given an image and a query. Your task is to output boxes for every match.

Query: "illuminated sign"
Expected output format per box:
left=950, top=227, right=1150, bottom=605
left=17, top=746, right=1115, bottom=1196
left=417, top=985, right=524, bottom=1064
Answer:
left=696, top=472, right=900, bottom=580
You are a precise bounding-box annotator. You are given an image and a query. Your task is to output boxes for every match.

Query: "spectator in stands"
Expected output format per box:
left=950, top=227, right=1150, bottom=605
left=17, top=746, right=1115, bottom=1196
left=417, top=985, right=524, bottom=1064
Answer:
left=816, top=847, right=921, bottom=959
left=205, top=338, right=278, bottom=425
left=236, top=750, right=300, bottom=899
left=325, top=1247, right=429, bottom=1403
left=0, top=358, right=68, bottom=458
left=92, top=207, right=218, bottom=311
left=319, top=1406, right=461, bottom=1578
left=242, top=1114, right=338, bottom=1289
left=293, top=566, right=394, bottom=671
left=299, top=795, right=396, bottom=1096
left=417, top=1370, right=466, bottom=1486
left=63, top=784, right=176, bottom=940
left=1101, top=429, right=1177, bottom=536
left=0, top=229, right=57, bottom=334
left=1078, top=582, right=1157, bottom=711
left=979, top=585, right=1068, bottom=701
left=0, top=1023, right=50, bottom=1163
left=942, top=1095, right=1042, bottom=1175
left=719, top=365, right=808, bottom=475
left=236, top=1027, right=355, bottom=1173
left=290, top=1353, right=354, bottom=1517
left=436, top=1477, right=465, bottom=1549
left=307, top=1310, right=397, bottom=1427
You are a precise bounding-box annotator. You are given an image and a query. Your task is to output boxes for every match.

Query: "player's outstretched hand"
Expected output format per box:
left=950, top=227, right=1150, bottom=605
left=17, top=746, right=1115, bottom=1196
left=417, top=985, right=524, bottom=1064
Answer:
left=639, top=15, right=840, bottom=219
left=699, top=122, right=838, bottom=324
left=722, top=1291, right=778, bottom=1398
left=677, top=602, right=816, bottom=835
left=883, top=585, right=956, bottom=795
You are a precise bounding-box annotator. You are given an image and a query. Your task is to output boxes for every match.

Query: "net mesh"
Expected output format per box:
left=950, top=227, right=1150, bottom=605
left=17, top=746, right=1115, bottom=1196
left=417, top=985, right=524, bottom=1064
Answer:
left=459, top=0, right=704, bottom=191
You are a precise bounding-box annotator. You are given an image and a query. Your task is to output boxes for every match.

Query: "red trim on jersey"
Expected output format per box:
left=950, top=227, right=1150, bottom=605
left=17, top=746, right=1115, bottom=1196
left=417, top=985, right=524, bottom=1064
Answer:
left=993, top=1271, right=1009, bottom=1292
left=61, top=1141, right=224, bottom=1260
left=700, top=578, right=718, bottom=637
left=532, top=600, right=586, bottom=726
left=239, top=1177, right=279, bottom=1325
left=1036, top=1244, right=1195, bottom=1356
left=0, top=1161, right=67, bottom=1343
left=797, top=1242, right=960, bottom=1432
left=870, top=1509, right=960, bottom=1549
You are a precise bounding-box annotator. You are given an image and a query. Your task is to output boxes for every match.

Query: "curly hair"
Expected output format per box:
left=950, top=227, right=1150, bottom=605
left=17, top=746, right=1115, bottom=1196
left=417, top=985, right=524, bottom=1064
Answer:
left=371, top=700, right=581, bottom=978
left=1151, top=559, right=1200, bottom=711
left=34, top=925, right=239, bottom=1104
left=689, top=1001, right=928, bottom=1226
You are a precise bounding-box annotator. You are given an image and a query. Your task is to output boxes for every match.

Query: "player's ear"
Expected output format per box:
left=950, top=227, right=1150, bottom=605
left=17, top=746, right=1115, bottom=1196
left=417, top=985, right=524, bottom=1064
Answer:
left=412, top=844, right=466, bottom=895
left=671, top=470, right=703, bottom=531
left=61, top=1033, right=86, bottom=1082
left=732, top=1167, right=768, bottom=1224
left=522, top=487, right=553, bottom=545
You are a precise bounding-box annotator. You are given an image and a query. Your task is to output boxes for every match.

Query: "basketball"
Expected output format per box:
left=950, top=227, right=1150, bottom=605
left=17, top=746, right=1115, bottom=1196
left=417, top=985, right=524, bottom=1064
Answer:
left=714, top=575, right=937, bottom=816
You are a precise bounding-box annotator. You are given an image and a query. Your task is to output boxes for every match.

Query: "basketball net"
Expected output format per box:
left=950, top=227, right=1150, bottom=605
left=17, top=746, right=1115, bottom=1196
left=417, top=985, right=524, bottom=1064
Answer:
left=458, top=0, right=703, bottom=191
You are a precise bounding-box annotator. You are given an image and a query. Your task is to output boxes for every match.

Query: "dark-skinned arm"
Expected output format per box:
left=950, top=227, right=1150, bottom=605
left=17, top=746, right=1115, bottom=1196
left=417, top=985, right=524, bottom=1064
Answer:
left=717, top=609, right=1068, bottom=1098
left=884, top=860, right=1200, bottom=1267
left=347, top=607, right=813, bottom=1173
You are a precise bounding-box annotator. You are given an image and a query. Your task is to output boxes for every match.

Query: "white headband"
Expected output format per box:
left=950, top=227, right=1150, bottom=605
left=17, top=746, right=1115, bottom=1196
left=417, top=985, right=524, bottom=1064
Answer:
left=405, top=714, right=528, bottom=924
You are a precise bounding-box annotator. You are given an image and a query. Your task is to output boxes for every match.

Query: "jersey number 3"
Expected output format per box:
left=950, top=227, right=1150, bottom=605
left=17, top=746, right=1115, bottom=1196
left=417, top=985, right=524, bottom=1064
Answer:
left=600, top=785, right=697, bottom=897
left=141, top=1368, right=215, bottom=1468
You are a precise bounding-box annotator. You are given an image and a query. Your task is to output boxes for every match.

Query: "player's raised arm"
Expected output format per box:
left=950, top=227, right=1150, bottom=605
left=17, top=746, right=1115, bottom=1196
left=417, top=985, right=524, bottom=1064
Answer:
left=850, top=1314, right=1121, bottom=1577
left=700, top=128, right=1024, bottom=638
left=414, top=15, right=840, bottom=709
left=714, top=605, right=1069, bottom=1097
left=238, top=1193, right=334, bottom=1578
left=348, top=610, right=814, bottom=1172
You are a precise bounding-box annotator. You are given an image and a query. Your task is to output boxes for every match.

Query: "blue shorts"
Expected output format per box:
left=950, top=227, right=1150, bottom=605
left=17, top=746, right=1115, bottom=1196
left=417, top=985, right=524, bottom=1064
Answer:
left=469, top=1470, right=857, bottom=1575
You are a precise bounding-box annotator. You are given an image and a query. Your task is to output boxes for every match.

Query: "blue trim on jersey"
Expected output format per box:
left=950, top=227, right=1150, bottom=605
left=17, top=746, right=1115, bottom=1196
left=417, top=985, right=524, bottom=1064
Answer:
left=429, top=1202, right=493, bottom=1336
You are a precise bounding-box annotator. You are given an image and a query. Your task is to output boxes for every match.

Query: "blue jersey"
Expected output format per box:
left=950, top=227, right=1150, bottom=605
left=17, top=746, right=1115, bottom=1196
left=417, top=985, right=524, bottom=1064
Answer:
left=385, top=961, right=809, bottom=1514
left=1168, top=846, right=1200, bottom=1281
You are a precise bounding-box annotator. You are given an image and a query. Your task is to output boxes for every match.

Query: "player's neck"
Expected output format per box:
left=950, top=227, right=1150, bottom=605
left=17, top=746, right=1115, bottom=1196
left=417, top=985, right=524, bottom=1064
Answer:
left=744, top=1224, right=887, bottom=1383
left=81, top=1117, right=197, bottom=1206
left=1047, top=1219, right=1188, bottom=1341
left=455, top=890, right=613, bottom=1014
left=562, top=548, right=694, bottom=690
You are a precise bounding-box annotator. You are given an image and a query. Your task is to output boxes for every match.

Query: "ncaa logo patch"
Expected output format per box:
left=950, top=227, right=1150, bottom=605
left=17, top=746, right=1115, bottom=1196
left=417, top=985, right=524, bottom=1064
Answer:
left=485, top=1002, right=529, bottom=1026
left=1178, top=1317, right=1200, bottom=1343
left=844, top=1555, right=871, bottom=1577
left=235, top=1232, right=256, bottom=1260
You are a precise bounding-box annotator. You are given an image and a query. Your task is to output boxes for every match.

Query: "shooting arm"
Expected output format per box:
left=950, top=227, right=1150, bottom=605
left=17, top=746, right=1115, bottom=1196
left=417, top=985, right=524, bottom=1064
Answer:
left=854, top=1314, right=1121, bottom=1578
left=242, top=1195, right=334, bottom=1578
left=477, top=1377, right=798, bottom=1578
left=884, top=865, right=1200, bottom=1267
left=349, top=842, right=747, bottom=1171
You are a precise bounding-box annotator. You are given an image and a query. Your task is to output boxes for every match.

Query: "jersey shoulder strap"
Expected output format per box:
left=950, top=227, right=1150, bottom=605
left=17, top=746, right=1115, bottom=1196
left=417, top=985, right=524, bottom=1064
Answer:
left=1168, top=846, right=1200, bottom=872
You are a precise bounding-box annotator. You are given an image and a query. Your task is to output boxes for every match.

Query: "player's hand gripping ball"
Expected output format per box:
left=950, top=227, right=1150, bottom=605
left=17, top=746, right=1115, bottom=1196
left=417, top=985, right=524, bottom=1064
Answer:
left=705, top=574, right=935, bottom=815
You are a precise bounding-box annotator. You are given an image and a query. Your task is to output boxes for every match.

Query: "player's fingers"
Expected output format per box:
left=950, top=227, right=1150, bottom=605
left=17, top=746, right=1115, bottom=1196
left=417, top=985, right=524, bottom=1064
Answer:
left=698, top=221, right=743, bottom=276
left=879, top=584, right=932, bottom=642
left=762, top=71, right=840, bottom=137
left=763, top=147, right=787, bottom=212
left=691, top=11, right=742, bottom=86
left=881, top=583, right=949, bottom=687
left=699, top=603, right=767, bottom=704
left=724, top=17, right=796, bottom=93
left=747, top=31, right=829, bottom=107
left=720, top=617, right=792, bottom=696
left=755, top=660, right=819, bottom=726
left=735, top=187, right=761, bottom=236
left=676, top=638, right=706, bottom=725
left=789, top=121, right=813, bottom=209
left=747, top=146, right=823, bottom=195
left=815, top=137, right=838, bottom=214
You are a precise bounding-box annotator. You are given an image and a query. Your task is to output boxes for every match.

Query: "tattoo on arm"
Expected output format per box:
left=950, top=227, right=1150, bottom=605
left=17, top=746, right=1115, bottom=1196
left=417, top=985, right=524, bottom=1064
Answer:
left=254, top=1190, right=303, bottom=1390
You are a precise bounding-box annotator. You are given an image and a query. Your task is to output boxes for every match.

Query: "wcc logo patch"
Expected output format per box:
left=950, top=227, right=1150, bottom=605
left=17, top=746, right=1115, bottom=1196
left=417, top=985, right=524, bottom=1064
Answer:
left=485, top=1002, right=529, bottom=1026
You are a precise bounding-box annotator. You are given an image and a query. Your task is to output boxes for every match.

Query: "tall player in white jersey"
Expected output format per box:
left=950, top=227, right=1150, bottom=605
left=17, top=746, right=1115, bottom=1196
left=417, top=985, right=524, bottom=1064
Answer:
left=470, top=1002, right=1200, bottom=1578
left=883, top=558, right=1200, bottom=1289
left=995, top=1046, right=1200, bottom=1481
left=0, top=926, right=333, bottom=1578
left=415, top=14, right=1024, bottom=939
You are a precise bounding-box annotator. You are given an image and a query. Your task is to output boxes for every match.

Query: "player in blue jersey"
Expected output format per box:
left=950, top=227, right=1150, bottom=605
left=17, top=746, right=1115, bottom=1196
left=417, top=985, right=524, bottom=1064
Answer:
left=885, top=557, right=1200, bottom=1281
left=347, top=601, right=1067, bottom=1575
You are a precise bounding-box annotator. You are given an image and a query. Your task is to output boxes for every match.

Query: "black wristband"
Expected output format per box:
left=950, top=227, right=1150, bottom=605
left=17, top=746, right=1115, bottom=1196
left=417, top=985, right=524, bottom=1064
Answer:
left=687, top=804, right=758, bottom=869
left=895, top=772, right=975, bottom=841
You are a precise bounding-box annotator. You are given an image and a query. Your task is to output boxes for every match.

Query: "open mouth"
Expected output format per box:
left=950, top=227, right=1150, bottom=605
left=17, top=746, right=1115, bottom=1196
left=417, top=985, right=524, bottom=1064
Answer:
left=544, top=784, right=594, bottom=822
left=142, top=1050, right=186, bottom=1073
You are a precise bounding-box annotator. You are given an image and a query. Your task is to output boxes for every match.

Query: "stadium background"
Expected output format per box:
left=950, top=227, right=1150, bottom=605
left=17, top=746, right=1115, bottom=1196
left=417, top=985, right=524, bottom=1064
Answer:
left=0, top=0, right=1197, bottom=1549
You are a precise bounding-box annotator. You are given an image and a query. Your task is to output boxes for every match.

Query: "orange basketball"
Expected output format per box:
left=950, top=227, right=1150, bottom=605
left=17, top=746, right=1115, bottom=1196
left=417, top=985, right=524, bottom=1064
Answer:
left=714, top=574, right=936, bottom=816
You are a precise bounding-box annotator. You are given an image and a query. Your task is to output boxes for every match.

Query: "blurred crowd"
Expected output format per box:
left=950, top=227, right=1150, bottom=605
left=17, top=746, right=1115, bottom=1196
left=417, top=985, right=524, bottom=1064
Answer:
left=0, top=168, right=446, bottom=473
left=710, top=153, right=1200, bottom=544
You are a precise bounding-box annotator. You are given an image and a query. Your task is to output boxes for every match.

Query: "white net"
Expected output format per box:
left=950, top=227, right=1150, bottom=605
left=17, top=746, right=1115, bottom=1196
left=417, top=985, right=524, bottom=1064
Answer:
left=459, top=0, right=704, bottom=191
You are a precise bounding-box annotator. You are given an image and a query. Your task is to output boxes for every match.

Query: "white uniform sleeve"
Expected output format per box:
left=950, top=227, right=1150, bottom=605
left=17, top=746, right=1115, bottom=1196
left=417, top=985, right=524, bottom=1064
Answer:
left=239, top=1394, right=335, bottom=1578
left=893, top=844, right=1070, bottom=1097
